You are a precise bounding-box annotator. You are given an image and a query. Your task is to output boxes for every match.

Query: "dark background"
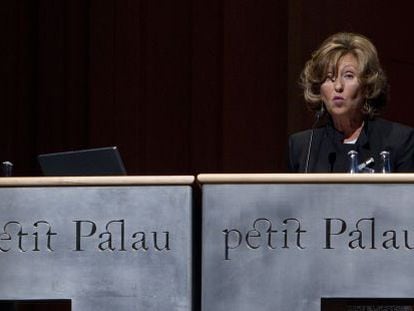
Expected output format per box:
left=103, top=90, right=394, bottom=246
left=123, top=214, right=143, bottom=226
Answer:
left=1, top=0, right=414, bottom=176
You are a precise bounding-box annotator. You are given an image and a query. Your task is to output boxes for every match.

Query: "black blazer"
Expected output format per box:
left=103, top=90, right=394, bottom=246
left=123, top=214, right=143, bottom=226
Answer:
left=288, top=118, right=414, bottom=173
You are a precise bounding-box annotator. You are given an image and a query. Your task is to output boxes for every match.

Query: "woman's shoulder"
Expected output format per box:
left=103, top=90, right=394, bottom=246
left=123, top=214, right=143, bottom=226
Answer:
left=289, top=126, right=325, bottom=142
left=369, top=118, right=414, bottom=134
left=289, top=128, right=312, bottom=140
left=367, top=118, right=414, bottom=150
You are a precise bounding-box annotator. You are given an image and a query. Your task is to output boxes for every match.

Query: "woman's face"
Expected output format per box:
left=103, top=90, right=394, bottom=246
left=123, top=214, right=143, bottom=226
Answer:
left=320, top=53, right=364, bottom=120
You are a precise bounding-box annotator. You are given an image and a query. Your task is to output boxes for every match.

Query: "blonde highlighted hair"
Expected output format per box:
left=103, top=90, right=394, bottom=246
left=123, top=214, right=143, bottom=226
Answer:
left=300, top=32, right=388, bottom=117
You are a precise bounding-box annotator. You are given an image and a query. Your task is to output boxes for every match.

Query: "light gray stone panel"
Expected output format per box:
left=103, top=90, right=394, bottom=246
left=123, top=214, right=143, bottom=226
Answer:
left=202, top=184, right=414, bottom=311
left=0, top=186, right=192, bottom=311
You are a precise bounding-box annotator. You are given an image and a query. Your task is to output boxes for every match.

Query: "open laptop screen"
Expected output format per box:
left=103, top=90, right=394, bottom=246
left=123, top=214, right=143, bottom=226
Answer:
left=38, top=146, right=127, bottom=176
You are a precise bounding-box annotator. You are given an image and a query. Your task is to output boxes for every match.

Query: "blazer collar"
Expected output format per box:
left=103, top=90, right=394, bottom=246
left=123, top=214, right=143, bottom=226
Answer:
left=325, top=117, right=370, bottom=148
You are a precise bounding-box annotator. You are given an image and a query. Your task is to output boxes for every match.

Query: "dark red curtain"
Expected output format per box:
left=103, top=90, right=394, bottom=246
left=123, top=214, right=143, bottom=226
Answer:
left=1, top=0, right=413, bottom=176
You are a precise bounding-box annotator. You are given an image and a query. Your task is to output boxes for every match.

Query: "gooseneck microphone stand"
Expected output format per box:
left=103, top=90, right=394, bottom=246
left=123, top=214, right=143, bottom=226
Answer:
left=304, top=107, right=324, bottom=173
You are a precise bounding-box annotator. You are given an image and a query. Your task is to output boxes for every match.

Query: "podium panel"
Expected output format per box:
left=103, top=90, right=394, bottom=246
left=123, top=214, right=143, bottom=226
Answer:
left=0, top=176, right=193, bottom=311
left=200, top=174, right=414, bottom=311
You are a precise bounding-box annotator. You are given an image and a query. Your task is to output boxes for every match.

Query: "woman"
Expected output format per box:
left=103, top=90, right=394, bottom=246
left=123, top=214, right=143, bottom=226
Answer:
left=288, top=32, right=414, bottom=173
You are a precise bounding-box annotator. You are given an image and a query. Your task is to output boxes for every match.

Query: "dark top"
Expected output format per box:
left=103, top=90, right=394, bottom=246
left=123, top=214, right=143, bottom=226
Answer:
left=288, top=118, right=414, bottom=173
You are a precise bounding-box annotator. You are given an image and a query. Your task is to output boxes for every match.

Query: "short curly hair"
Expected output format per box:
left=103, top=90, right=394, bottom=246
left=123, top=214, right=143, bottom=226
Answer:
left=300, top=32, right=388, bottom=117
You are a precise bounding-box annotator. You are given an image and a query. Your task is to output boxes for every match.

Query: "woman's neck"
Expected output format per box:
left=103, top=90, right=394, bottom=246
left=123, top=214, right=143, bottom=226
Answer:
left=332, top=115, right=364, bottom=142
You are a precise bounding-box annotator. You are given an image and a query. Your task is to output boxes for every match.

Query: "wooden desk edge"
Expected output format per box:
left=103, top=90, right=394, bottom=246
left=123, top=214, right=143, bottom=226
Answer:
left=197, top=173, right=414, bottom=184
left=3, top=174, right=414, bottom=186
left=0, top=176, right=195, bottom=187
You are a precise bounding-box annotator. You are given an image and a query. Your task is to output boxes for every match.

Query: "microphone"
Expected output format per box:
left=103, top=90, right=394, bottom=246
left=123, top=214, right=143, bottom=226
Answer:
left=328, top=152, right=336, bottom=172
left=304, top=106, right=324, bottom=173
left=2, top=161, right=13, bottom=177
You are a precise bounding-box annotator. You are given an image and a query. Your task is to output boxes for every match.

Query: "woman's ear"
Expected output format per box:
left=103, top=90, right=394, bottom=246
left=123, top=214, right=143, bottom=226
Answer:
left=362, top=85, right=370, bottom=98
left=316, top=103, right=325, bottom=118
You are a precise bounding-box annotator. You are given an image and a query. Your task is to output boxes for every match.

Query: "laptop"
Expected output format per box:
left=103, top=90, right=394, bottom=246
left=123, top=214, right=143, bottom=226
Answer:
left=38, top=146, right=127, bottom=176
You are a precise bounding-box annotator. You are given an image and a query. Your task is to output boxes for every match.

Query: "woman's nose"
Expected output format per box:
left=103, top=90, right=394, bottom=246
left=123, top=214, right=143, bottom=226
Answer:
left=334, top=78, right=343, bottom=92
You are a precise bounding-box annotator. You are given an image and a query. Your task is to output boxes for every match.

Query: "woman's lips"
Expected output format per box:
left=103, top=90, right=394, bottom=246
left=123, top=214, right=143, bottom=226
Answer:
left=331, top=96, right=345, bottom=107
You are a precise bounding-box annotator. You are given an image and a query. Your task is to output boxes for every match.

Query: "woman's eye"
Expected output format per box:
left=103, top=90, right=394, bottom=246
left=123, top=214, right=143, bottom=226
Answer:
left=344, top=73, right=355, bottom=79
